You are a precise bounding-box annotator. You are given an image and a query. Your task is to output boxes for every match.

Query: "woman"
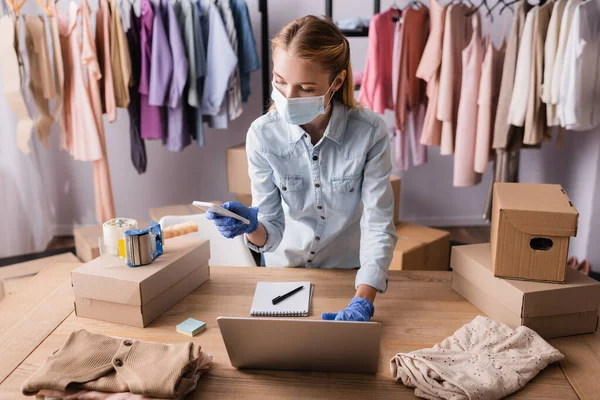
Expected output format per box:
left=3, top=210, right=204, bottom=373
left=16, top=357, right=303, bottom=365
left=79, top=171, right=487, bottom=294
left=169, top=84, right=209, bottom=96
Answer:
left=207, top=16, right=397, bottom=321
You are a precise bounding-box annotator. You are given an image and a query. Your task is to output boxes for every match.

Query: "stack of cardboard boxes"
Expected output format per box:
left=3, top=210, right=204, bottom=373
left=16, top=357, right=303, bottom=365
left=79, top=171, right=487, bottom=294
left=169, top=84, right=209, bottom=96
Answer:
left=226, top=143, right=450, bottom=271
left=451, top=183, right=600, bottom=339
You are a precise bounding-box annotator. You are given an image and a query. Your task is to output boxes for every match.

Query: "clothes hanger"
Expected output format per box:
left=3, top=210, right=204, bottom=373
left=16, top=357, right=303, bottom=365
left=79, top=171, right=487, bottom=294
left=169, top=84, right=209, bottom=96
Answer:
left=468, top=0, right=493, bottom=22
left=403, top=0, right=424, bottom=10
left=5, top=0, right=26, bottom=16
left=36, top=0, right=54, bottom=16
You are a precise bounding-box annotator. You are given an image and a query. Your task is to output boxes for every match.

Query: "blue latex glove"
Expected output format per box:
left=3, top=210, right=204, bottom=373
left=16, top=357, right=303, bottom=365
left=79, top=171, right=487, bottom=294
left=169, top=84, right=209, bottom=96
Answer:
left=321, top=297, right=374, bottom=322
left=205, top=201, right=259, bottom=239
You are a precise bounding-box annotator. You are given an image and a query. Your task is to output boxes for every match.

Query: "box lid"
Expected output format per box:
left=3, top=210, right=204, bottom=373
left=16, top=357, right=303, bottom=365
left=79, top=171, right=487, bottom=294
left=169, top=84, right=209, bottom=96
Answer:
left=451, top=244, right=600, bottom=318
left=71, top=236, right=210, bottom=306
left=495, top=183, right=578, bottom=237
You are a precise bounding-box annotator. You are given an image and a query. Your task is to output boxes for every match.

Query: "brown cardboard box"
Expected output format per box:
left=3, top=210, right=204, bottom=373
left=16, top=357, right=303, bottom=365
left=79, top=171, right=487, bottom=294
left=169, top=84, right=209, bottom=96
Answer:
left=149, top=203, right=221, bottom=221
left=72, top=236, right=210, bottom=327
left=451, top=243, right=600, bottom=339
left=74, top=225, right=103, bottom=263
left=390, top=175, right=401, bottom=223
left=389, top=223, right=450, bottom=271
left=491, top=183, right=578, bottom=282
left=227, top=143, right=251, bottom=195
left=236, top=194, right=253, bottom=207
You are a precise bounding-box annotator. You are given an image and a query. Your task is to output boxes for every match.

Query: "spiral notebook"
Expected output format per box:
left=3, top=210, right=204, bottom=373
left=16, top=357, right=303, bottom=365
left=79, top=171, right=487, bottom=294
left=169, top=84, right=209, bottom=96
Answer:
left=250, top=281, right=312, bottom=317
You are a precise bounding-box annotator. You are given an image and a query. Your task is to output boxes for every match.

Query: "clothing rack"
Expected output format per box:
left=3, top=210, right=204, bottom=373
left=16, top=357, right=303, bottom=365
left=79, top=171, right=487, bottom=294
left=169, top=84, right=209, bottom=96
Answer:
left=258, top=0, right=381, bottom=112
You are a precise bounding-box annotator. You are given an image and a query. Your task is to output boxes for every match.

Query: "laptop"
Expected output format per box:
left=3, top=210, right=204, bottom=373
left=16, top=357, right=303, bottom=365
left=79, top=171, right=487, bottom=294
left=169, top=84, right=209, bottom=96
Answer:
left=217, top=317, right=382, bottom=373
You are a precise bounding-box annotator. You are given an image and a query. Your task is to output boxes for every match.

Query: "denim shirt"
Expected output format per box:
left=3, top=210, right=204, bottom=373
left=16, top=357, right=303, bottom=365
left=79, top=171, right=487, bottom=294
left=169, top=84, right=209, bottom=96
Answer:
left=244, top=101, right=398, bottom=292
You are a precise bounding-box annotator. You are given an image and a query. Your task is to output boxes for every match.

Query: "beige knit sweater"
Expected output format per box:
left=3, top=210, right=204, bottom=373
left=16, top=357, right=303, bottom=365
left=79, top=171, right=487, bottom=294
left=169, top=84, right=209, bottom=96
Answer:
left=22, top=330, right=207, bottom=399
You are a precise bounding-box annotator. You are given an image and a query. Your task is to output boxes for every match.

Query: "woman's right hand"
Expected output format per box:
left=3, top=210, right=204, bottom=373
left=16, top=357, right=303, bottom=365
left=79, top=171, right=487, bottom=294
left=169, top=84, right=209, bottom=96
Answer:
left=205, top=202, right=259, bottom=239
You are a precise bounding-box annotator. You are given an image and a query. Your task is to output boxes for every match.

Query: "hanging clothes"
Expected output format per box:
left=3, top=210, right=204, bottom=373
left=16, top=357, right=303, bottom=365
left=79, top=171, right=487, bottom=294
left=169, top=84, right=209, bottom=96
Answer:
left=214, top=0, right=242, bottom=125
left=199, top=0, right=237, bottom=129
left=96, top=0, right=117, bottom=122
left=163, top=0, right=190, bottom=152
left=552, top=0, right=583, bottom=127
left=229, top=0, right=260, bottom=103
left=436, top=3, right=475, bottom=155
left=393, top=104, right=427, bottom=171
left=416, top=0, right=447, bottom=147
left=110, top=0, right=132, bottom=108
left=542, top=0, right=567, bottom=127
left=558, top=0, right=600, bottom=131
left=56, top=0, right=115, bottom=223
left=453, top=13, right=484, bottom=187
left=474, top=39, right=505, bottom=174
left=23, top=16, right=55, bottom=148
left=139, top=0, right=166, bottom=140
left=48, top=12, right=65, bottom=142
left=126, top=7, right=147, bottom=174
left=191, top=0, right=208, bottom=147
left=522, top=0, right=553, bottom=145
left=359, top=7, right=400, bottom=114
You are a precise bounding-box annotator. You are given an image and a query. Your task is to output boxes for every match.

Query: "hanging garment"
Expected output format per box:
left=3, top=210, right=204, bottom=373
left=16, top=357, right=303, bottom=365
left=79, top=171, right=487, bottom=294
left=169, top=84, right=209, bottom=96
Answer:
left=126, top=8, right=147, bottom=173
left=24, top=16, right=55, bottom=148
left=474, top=40, right=505, bottom=174
left=359, top=7, right=400, bottom=114
left=96, top=0, right=117, bottom=122
left=437, top=4, right=476, bottom=155
left=164, top=0, right=190, bottom=152
left=139, top=0, right=166, bottom=140
left=393, top=104, right=427, bottom=171
left=394, top=6, right=429, bottom=132
left=523, top=0, right=553, bottom=145
left=453, top=14, right=484, bottom=187
left=110, top=0, right=132, bottom=108
left=57, top=0, right=115, bottom=223
left=542, top=0, right=567, bottom=127
left=559, top=0, right=600, bottom=131
left=0, top=16, right=34, bottom=154
left=552, top=0, right=583, bottom=126
left=148, top=0, right=172, bottom=139
left=390, top=316, right=564, bottom=400
left=416, top=0, right=447, bottom=147
left=200, top=0, right=237, bottom=126
left=48, top=14, right=65, bottom=142
left=229, top=0, right=260, bottom=103
left=191, top=0, right=207, bottom=146
left=214, top=0, right=242, bottom=124
left=507, top=7, right=537, bottom=128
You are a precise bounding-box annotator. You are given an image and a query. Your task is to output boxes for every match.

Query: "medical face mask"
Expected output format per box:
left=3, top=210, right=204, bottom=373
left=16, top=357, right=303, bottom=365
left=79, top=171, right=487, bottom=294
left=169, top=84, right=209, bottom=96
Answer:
left=271, top=79, right=337, bottom=125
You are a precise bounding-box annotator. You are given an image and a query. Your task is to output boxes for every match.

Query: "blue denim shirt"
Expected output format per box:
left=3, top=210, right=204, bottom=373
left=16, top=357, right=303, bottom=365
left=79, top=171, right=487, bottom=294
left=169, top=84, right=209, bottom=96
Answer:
left=244, top=101, right=398, bottom=292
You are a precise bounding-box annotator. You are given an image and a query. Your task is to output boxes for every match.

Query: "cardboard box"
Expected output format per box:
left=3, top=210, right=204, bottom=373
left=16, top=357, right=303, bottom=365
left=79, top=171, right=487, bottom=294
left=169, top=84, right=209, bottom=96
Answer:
left=149, top=203, right=220, bottom=222
left=451, top=243, right=600, bottom=339
left=236, top=194, right=253, bottom=207
left=227, top=143, right=251, bottom=195
left=74, top=225, right=103, bottom=263
left=72, top=236, right=210, bottom=327
left=390, top=175, right=401, bottom=224
left=389, top=223, right=450, bottom=271
left=491, top=183, right=578, bottom=282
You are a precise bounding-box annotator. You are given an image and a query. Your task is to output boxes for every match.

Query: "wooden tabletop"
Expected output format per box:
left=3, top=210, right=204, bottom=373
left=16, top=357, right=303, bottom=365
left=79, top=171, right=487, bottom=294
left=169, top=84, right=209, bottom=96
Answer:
left=0, top=266, right=590, bottom=399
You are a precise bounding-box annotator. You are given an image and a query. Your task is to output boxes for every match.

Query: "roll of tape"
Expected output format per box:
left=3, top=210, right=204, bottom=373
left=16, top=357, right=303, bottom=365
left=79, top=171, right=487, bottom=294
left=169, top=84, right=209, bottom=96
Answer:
left=102, top=218, right=138, bottom=256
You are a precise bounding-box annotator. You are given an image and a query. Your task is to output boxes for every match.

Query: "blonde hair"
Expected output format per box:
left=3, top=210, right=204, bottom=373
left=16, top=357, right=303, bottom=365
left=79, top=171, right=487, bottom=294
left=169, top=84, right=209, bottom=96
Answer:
left=270, top=15, right=358, bottom=109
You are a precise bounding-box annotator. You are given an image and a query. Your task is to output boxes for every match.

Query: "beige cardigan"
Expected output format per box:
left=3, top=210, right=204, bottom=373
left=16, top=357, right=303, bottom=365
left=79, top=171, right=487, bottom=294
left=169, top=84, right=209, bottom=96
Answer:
left=22, top=330, right=205, bottom=399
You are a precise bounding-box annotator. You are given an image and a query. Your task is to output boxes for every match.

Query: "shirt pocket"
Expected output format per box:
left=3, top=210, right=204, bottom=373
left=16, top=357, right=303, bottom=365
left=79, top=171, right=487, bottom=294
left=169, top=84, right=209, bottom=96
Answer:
left=332, top=174, right=363, bottom=214
left=279, top=175, right=305, bottom=210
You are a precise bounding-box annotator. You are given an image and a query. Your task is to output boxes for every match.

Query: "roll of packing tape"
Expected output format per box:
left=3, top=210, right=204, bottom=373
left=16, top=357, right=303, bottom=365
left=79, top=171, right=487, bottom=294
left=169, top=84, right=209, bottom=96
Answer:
left=103, top=218, right=138, bottom=256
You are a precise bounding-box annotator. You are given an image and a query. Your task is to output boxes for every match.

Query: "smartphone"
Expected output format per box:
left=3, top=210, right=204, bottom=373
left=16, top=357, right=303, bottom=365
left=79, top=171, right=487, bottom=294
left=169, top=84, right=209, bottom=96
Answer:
left=192, top=201, right=250, bottom=225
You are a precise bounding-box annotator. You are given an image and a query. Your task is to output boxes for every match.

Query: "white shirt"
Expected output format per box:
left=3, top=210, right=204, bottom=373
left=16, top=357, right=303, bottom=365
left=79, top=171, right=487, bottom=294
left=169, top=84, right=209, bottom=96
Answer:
left=507, top=6, right=537, bottom=127
left=542, top=0, right=567, bottom=126
left=559, top=0, right=600, bottom=131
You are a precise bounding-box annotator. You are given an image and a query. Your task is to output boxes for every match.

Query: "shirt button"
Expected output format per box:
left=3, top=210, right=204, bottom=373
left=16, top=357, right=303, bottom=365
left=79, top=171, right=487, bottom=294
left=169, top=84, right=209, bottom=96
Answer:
left=349, top=188, right=355, bottom=193
left=471, top=354, right=477, bottom=359
left=315, top=183, right=320, bottom=188
left=315, top=236, right=321, bottom=241
left=124, top=340, right=133, bottom=347
left=321, top=216, right=325, bottom=220
left=313, top=155, right=318, bottom=161
left=495, top=364, right=502, bottom=370
left=282, top=186, right=287, bottom=191
left=317, top=206, right=323, bottom=210
left=114, top=359, right=123, bottom=367
left=310, top=251, right=315, bottom=255
left=307, top=259, right=312, bottom=263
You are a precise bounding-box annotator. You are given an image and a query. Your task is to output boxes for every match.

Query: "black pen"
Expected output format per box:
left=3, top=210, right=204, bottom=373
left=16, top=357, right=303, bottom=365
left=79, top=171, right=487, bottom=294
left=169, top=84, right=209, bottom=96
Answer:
left=272, top=285, right=304, bottom=305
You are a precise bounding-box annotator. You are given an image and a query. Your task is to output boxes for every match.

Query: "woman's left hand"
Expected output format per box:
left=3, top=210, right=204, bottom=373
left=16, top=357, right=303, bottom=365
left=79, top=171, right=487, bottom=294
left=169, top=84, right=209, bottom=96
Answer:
left=321, top=297, right=374, bottom=322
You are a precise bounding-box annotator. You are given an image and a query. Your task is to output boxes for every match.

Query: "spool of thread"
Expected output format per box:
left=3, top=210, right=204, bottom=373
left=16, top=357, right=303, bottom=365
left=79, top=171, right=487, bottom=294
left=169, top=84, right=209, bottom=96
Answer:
left=102, top=218, right=138, bottom=256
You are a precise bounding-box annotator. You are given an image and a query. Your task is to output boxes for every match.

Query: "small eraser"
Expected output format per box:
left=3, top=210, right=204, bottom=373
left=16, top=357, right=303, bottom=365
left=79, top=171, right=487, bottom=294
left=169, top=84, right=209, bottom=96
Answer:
left=176, top=318, right=207, bottom=337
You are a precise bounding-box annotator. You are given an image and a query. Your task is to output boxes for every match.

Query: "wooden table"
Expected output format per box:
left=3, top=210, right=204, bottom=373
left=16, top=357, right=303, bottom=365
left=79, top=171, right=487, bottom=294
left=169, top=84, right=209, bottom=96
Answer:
left=0, top=266, right=593, bottom=399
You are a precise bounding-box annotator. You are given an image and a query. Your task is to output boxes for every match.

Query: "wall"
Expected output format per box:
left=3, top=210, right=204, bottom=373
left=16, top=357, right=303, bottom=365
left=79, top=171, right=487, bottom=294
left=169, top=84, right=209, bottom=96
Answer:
left=6, top=0, right=600, bottom=270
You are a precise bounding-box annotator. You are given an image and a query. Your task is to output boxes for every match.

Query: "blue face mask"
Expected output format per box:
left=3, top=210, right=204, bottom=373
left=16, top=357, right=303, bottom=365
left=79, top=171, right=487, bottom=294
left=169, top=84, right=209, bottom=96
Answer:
left=271, top=79, right=337, bottom=125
